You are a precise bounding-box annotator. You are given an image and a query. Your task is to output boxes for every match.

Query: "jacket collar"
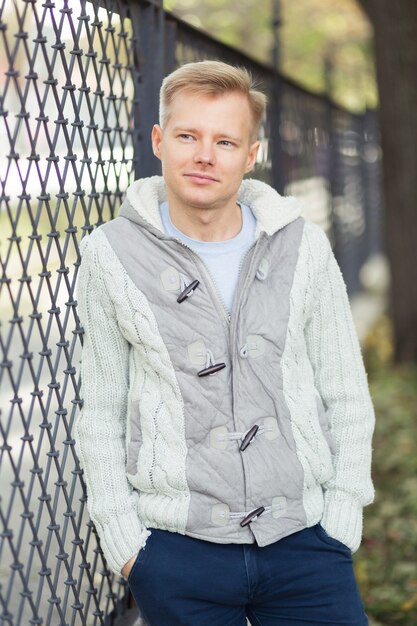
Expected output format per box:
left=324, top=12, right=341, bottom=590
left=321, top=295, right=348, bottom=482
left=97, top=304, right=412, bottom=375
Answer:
left=119, top=175, right=304, bottom=239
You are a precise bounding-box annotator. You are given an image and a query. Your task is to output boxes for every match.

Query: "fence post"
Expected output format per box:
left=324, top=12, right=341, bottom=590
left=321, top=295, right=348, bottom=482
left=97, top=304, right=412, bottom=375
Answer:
left=130, top=0, right=165, bottom=179
left=269, top=75, right=286, bottom=195
left=164, top=14, right=178, bottom=75
left=270, top=1, right=285, bottom=194
left=361, top=107, right=384, bottom=259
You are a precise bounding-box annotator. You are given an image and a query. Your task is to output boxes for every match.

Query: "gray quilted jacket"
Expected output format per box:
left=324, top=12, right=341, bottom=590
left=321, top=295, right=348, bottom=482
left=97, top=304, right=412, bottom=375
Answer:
left=74, top=175, right=375, bottom=576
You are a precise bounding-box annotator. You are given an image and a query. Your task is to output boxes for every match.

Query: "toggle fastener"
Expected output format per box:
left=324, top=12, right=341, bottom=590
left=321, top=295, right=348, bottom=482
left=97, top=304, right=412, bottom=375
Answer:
left=177, top=279, right=200, bottom=303
left=198, top=363, right=226, bottom=377
left=240, top=506, right=265, bottom=527
left=239, top=424, right=259, bottom=451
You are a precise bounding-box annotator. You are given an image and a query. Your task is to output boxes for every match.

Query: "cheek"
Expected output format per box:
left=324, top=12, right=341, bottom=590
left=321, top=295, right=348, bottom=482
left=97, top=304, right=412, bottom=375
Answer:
left=224, top=155, right=248, bottom=176
left=167, top=146, right=192, bottom=166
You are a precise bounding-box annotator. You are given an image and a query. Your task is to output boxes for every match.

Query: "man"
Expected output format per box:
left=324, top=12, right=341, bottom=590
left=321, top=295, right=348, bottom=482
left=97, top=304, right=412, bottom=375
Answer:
left=74, top=60, right=375, bottom=625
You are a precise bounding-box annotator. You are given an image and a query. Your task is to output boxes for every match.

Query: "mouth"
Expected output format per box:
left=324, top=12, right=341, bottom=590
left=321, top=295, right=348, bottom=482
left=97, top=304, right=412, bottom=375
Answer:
left=184, top=173, right=219, bottom=183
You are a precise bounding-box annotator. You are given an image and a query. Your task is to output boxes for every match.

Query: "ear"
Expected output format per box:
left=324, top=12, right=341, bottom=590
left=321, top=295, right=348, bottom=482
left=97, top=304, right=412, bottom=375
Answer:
left=244, top=140, right=260, bottom=173
left=152, top=124, right=163, bottom=160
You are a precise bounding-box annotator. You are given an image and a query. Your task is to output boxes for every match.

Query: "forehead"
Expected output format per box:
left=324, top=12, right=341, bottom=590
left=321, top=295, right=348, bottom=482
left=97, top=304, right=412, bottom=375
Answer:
left=165, top=90, right=253, bottom=134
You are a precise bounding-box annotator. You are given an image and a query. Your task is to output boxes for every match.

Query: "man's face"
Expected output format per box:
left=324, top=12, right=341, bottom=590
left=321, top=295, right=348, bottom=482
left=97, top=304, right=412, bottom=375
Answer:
left=151, top=90, right=260, bottom=214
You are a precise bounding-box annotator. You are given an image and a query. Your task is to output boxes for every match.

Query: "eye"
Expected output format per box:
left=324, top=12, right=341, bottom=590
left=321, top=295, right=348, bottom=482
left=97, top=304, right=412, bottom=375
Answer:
left=178, top=134, right=194, bottom=140
left=218, top=140, right=234, bottom=147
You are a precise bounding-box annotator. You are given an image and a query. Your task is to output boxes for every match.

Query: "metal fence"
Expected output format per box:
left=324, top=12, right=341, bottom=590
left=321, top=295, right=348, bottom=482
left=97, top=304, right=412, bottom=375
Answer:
left=0, top=1, right=383, bottom=625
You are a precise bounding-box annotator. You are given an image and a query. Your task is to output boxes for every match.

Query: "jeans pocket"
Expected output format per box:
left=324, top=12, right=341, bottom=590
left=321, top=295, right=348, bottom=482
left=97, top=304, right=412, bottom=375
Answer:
left=314, top=523, right=351, bottom=553
left=127, top=531, right=154, bottom=585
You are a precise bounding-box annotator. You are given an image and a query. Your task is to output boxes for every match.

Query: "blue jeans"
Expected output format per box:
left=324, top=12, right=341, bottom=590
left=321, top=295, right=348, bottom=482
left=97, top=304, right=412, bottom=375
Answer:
left=127, top=523, right=369, bottom=625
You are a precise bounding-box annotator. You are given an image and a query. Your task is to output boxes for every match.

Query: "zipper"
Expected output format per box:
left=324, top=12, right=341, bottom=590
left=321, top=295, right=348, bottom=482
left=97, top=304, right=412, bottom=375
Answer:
left=167, top=232, right=265, bottom=329
left=234, top=240, right=258, bottom=303
left=172, top=237, right=232, bottom=327
left=229, top=232, right=266, bottom=516
left=229, top=234, right=266, bottom=338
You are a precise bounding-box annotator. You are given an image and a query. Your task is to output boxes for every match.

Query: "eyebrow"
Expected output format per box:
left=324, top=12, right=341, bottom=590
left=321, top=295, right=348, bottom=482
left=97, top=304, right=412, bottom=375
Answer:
left=172, top=126, right=242, bottom=145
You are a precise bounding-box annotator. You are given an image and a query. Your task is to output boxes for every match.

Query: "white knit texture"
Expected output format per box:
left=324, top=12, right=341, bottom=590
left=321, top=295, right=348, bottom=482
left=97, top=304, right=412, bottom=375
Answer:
left=74, top=229, right=189, bottom=575
left=300, top=221, right=375, bottom=551
left=74, top=180, right=375, bottom=570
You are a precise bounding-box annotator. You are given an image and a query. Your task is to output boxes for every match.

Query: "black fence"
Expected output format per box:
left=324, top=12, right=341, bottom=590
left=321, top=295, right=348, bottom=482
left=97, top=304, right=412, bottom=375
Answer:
left=0, top=1, right=383, bottom=625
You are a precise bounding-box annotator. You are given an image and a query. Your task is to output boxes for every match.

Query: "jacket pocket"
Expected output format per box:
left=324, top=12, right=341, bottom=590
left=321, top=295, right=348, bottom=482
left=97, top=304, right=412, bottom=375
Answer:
left=126, top=399, right=142, bottom=475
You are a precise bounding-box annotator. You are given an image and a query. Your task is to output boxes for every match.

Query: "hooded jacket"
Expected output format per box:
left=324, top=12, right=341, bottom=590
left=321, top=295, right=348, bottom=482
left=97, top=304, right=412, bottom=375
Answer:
left=74, top=175, right=375, bottom=577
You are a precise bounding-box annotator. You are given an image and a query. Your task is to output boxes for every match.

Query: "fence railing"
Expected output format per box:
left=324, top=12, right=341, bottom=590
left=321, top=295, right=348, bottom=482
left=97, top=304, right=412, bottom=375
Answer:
left=0, top=1, right=383, bottom=625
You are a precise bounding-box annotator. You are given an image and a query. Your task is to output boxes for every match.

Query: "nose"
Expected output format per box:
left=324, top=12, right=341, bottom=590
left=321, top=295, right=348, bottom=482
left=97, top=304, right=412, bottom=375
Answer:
left=193, top=140, right=216, bottom=166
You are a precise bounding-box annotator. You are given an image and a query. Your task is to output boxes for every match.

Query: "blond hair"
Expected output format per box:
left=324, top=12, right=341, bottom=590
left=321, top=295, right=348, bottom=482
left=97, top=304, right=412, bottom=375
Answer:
left=159, top=60, right=267, bottom=143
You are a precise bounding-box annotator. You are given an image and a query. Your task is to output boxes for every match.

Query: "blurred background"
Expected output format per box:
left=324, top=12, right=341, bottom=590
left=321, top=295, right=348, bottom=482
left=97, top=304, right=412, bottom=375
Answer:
left=0, top=1, right=416, bottom=625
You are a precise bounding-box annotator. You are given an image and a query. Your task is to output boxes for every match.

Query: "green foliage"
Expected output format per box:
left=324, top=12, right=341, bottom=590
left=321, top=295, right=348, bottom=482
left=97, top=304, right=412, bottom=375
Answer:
left=355, top=316, right=417, bottom=626
left=165, top=0, right=378, bottom=112
left=280, top=0, right=378, bottom=111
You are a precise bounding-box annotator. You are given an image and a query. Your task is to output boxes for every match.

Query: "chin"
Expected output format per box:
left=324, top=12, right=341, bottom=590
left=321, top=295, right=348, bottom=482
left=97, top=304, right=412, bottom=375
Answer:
left=181, top=191, right=218, bottom=207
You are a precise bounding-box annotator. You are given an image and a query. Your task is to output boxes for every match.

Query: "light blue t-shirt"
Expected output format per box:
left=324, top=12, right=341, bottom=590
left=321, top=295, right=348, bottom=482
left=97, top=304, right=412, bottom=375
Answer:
left=159, top=201, right=256, bottom=314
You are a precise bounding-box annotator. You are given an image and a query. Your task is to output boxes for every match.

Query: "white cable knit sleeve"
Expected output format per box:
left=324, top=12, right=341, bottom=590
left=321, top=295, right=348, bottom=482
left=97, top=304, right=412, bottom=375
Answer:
left=304, top=226, right=375, bottom=552
left=73, top=232, right=151, bottom=577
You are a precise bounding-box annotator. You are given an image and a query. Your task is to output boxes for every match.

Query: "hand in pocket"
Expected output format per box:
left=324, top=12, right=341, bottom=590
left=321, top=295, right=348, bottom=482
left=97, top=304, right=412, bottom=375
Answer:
left=122, top=553, right=138, bottom=580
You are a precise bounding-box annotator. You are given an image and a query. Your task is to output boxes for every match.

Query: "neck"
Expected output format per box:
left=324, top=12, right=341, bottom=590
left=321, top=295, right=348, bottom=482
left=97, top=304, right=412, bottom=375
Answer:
left=167, top=197, right=243, bottom=242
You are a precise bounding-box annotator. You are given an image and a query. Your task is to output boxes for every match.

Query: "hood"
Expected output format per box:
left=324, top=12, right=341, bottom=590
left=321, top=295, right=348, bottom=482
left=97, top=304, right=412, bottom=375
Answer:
left=118, top=175, right=305, bottom=239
